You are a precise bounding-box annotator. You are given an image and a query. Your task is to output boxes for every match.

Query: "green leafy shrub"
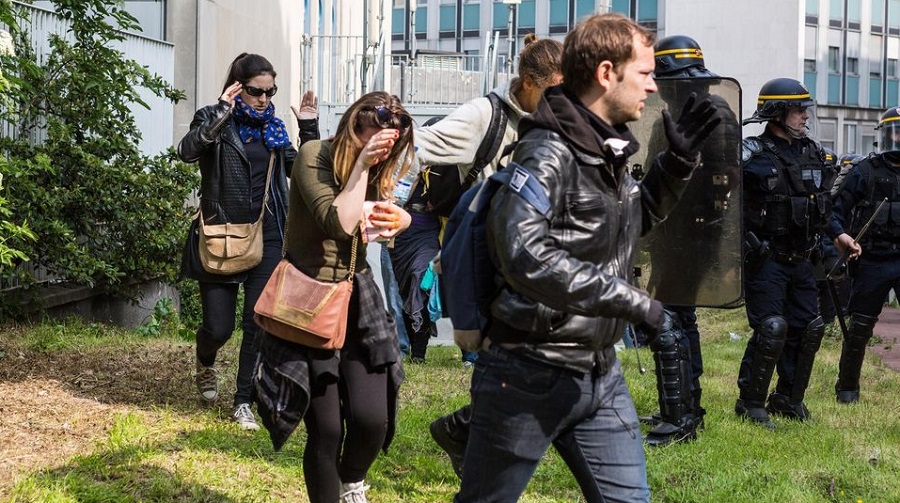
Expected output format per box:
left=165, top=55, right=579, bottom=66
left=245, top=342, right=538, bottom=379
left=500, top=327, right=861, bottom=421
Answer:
left=0, top=0, right=198, bottom=317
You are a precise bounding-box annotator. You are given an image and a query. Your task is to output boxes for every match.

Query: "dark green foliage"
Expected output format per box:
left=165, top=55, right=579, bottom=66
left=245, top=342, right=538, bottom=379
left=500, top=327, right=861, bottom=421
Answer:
left=0, top=0, right=198, bottom=316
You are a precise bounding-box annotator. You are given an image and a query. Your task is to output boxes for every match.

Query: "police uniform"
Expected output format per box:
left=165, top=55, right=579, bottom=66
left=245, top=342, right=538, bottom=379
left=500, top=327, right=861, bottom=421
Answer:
left=738, top=78, right=833, bottom=427
left=643, top=35, right=742, bottom=446
left=828, top=107, right=900, bottom=403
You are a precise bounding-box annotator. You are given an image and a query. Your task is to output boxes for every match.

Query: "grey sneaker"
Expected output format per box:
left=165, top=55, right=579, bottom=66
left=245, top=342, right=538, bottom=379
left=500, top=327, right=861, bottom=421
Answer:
left=339, top=480, right=370, bottom=503
left=194, top=364, right=218, bottom=402
left=232, top=403, right=259, bottom=431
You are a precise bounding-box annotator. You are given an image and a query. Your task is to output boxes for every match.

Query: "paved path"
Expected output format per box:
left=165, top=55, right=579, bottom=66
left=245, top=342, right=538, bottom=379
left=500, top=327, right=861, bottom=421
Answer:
left=868, top=307, right=900, bottom=371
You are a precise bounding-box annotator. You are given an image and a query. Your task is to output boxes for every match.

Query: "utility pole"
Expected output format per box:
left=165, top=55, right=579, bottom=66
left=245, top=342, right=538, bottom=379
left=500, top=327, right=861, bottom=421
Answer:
left=503, top=0, right=521, bottom=76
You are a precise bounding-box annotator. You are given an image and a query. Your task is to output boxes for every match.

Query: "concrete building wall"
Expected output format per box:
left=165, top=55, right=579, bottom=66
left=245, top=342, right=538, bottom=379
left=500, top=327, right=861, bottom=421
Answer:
left=661, top=0, right=804, bottom=137
left=168, top=0, right=304, bottom=146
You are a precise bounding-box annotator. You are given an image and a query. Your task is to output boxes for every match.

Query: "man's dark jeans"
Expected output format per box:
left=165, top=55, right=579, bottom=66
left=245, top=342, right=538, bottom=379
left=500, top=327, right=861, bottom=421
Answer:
left=455, top=345, right=649, bottom=503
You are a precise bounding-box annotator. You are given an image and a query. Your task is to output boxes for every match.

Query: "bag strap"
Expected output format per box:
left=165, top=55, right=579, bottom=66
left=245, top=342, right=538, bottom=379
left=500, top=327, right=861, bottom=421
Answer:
left=462, top=92, right=510, bottom=187
left=347, top=232, right=358, bottom=282
left=198, top=150, right=275, bottom=226
left=258, top=151, right=276, bottom=223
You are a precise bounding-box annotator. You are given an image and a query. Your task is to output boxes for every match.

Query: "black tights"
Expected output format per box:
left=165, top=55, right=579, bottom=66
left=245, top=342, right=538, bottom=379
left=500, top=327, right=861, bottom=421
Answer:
left=303, top=357, right=389, bottom=503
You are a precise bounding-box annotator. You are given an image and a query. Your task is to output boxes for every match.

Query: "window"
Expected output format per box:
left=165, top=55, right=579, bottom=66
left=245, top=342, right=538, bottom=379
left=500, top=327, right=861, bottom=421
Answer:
left=392, top=7, right=405, bottom=35
left=440, top=4, right=456, bottom=33
left=463, top=3, right=480, bottom=31
left=844, top=124, right=858, bottom=154
left=576, top=0, right=595, bottom=20
left=873, top=0, right=885, bottom=26
left=612, top=0, right=630, bottom=15
left=415, top=7, right=427, bottom=34
left=637, top=0, right=658, bottom=22
left=549, top=0, right=567, bottom=26
left=830, top=0, right=844, bottom=21
left=829, top=46, right=841, bottom=72
left=819, top=120, right=837, bottom=151
left=890, top=0, right=900, bottom=27
left=847, top=57, right=859, bottom=75
left=872, top=35, right=884, bottom=76
left=806, top=0, right=819, bottom=15
left=805, top=59, right=817, bottom=72
left=889, top=58, right=898, bottom=78
left=493, top=1, right=509, bottom=30
left=519, top=0, right=536, bottom=30
left=848, top=0, right=861, bottom=24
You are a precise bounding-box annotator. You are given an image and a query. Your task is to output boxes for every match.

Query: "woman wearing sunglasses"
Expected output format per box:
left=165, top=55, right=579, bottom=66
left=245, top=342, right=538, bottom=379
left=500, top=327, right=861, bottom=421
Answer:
left=254, top=91, right=413, bottom=503
left=177, top=53, right=319, bottom=431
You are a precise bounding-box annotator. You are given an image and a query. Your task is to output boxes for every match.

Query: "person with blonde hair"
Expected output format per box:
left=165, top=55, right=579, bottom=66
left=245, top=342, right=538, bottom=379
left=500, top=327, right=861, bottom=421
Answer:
left=254, top=91, right=413, bottom=503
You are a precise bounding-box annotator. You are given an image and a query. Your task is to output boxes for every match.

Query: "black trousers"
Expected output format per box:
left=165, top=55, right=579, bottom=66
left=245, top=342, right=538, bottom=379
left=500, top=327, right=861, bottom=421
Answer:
left=196, top=218, right=282, bottom=406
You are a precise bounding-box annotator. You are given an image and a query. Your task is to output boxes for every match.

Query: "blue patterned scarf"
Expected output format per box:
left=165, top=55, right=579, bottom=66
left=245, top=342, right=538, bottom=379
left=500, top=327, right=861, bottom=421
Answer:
left=232, top=96, right=290, bottom=150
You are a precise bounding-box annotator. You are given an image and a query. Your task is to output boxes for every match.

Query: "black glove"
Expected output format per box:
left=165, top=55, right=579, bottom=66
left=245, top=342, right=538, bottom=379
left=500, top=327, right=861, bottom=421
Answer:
left=635, top=299, right=665, bottom=342
left=662, top=92, right=721, bottom=160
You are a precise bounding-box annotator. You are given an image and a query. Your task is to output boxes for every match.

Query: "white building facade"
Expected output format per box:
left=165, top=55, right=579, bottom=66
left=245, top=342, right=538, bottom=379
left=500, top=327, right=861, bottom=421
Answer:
left=389, top=0, right=900, bottom=154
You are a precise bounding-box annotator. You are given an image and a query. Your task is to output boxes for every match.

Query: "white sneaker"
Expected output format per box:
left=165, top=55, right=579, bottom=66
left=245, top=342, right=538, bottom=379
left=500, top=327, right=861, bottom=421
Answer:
left=339, top=480, right=370, bottom=503
left=232, top=403, right=260, bottom=431
left=194, top=363, right=218, bottom=402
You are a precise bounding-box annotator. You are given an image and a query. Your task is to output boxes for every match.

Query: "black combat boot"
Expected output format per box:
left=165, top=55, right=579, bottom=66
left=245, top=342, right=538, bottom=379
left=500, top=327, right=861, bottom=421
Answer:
left=735, top=316, right=786, bottom=430
left=645, top=311, right=700, bottom=446
left=836, top=314, right=877, bottom=404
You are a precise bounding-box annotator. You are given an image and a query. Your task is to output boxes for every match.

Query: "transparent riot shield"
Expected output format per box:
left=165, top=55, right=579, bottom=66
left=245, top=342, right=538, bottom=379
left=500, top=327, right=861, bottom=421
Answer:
left=632, top=77, right=743, bottom=308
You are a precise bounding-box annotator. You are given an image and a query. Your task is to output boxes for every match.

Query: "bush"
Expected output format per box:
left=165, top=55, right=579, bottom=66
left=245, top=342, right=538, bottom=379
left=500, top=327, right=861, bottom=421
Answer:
left=0, top=0, right=198, bottom=317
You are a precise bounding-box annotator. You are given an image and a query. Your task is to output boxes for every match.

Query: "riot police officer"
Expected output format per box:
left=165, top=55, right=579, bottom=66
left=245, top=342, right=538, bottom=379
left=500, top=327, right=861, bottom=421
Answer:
left=643, top=35, right=741, bottom=446
left=739, top=78, right=834, bottom=428
left=828, top=107, right=900, bottom=403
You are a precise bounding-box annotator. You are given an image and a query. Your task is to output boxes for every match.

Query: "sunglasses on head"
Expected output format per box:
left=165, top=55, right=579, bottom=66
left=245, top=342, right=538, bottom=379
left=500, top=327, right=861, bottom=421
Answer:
left=374, top=106, right=412, bottom=131
left=243, top=84, right=278, bottom=98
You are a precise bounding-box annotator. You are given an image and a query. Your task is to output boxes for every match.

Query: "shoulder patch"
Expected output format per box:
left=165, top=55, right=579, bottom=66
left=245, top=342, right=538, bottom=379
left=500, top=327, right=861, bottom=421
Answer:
left=741, top=137, right=763, bottom=163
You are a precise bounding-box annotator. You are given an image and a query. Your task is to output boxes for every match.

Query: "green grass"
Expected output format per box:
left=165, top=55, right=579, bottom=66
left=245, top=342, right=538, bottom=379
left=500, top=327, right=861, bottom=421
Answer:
left=3, top=308, right=900, bottom=502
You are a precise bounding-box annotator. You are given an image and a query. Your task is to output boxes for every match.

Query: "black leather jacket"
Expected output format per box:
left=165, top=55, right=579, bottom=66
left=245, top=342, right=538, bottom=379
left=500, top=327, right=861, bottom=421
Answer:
left=486, top=128, right=692, bottom=374
left=177, top=101, right=318, bottom=226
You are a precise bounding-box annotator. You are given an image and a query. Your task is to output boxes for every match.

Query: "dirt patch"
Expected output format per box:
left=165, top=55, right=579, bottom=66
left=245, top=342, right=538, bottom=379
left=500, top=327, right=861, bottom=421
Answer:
left=0, top=336, right=231, bottom=496
left=0, top=379, right=131, bottom=485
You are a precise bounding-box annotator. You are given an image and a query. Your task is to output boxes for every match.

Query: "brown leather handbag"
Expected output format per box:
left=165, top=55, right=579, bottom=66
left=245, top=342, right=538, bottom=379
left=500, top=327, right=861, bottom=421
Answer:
left=253, top=234, right=358, bottom=349
left=198, top=151, right=274, bottom=275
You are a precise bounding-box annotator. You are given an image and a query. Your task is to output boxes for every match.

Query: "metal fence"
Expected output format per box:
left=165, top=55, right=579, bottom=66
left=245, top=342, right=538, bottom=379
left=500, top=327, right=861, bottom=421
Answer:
left=306, top=32, right=515, bottom=136
left=1, top=2, right=175, bottom=155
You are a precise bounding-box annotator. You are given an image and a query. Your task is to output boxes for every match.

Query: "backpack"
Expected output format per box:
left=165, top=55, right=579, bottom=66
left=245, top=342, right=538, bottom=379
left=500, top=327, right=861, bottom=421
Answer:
left=441, top=161, right=551, bottom=338
left=423, top=92, right=510, bottom=217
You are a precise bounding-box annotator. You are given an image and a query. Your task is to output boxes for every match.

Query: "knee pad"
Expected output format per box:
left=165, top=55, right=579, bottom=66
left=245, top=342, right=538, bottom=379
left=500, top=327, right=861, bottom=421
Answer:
left=847, top=313, right=878, bottom=347
left=755, top=315, right=788, bottom=357
left=649, top=315, right=684, bottom=353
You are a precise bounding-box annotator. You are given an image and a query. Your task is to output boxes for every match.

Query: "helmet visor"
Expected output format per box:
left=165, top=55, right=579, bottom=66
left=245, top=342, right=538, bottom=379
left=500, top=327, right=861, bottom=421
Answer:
left=780, top=103, right=817, bottom=139
left=878, top=120, right=900, bottom=154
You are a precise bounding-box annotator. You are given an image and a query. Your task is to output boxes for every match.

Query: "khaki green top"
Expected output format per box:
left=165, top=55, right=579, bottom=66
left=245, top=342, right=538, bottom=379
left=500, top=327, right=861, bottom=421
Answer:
left=287, top=139, right=377, bottom=282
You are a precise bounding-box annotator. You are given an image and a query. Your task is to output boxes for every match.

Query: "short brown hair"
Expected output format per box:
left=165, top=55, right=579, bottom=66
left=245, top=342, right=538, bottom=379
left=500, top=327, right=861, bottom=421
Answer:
left=561, top=13, right=655, bottom=96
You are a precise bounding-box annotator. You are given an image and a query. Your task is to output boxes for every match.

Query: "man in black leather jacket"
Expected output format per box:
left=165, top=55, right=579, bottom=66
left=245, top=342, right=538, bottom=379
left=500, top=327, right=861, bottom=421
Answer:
left=454, top=13, right=720, bottom=503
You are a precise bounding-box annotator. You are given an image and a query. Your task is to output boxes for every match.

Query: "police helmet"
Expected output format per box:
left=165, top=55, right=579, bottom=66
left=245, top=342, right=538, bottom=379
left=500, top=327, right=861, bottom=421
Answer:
left=743, top=78, right=815, bottom=126
left=654, top=35, right=717, bottom=79
left=838, top=152, right=863, bottom=167
left=823, top=147, right=838, bottom=168
left=876, top=107, right=900, bottom=161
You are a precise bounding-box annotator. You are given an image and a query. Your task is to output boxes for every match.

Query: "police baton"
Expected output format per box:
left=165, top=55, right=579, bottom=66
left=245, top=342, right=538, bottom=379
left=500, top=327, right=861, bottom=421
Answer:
left=826, top=197, right=888, bottom=281
left=825, top=197, right=888, bottom=339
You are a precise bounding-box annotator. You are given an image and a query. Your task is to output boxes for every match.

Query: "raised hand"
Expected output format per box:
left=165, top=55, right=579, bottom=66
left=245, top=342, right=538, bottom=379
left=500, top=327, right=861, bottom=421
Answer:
left=662, top=92, right=721, bottom=159
left=357, top=128, right=399, bottom=169
left=219, top=81, right=242, bottom=107
left=291, top=90, right=318, bottom=121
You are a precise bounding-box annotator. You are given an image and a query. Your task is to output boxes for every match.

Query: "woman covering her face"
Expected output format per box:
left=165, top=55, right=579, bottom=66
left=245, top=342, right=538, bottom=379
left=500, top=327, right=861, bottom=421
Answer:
left=254, top=91, right=414, bottom=503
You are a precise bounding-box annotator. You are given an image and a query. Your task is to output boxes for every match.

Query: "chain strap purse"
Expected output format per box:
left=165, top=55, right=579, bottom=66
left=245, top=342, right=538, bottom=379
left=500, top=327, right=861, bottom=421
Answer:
left=253, top=225, right=358, bottom=350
